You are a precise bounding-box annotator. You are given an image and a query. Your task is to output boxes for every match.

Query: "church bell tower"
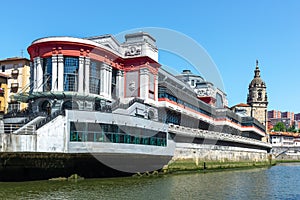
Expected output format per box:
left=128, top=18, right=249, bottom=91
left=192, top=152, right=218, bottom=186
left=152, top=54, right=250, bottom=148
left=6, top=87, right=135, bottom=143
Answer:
left=247, top=60, right=268, bottom=128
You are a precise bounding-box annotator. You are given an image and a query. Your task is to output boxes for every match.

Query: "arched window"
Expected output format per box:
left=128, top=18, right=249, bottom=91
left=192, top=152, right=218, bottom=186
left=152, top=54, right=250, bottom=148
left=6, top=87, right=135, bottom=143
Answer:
left=62, top=100, right=79, bottom=110
left=258, top=90, right=262, bottom=100
left=40, top=100, right=51, bottom=115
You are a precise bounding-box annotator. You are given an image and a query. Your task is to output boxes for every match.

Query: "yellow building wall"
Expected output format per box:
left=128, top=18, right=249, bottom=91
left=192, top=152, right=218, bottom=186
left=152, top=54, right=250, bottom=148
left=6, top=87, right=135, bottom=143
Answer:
left=20, top=64, right=30, bottom=110
left=0, top=58, right=31, bottom=113
left=0, top=83, right=8, bottom=113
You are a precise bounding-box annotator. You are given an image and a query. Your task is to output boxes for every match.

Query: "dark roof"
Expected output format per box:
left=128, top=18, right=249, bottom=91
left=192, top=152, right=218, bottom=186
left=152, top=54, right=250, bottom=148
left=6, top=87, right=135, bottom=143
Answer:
left=0, top=73, right=9, bottom=78
left=0, top=57, right=30, bottom=62
left=232, top=103, right=250, bottom=108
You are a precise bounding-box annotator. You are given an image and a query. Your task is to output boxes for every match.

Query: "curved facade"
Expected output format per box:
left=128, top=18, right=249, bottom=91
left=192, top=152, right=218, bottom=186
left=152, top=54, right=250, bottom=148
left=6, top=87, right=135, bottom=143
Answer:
left=26, top=33, right=160, bottom=114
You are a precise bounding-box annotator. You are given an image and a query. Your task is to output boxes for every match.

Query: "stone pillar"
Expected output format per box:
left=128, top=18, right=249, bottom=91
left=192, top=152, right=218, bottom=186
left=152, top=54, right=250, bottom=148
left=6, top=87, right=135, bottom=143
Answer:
left=32, top=57, right=37, bottom=91
left=154, top=74, right=158, bottom=101
left=57, top=55, right=64, bottom=91
left=34, top=57, right=43, bottom=92
left=100, top=63, right=112, bottom=98
left=78, top=56, right=84, bottom=93
left=84, top=57, right=90, bottom=94
left=30, top=61, right=34, bottom=93
left=51, top=55, right=58, bottom=91
left=116, top=70, right=124, bottom=99
left=100, top=64, right=105, bottom=96
left=139, top=68, right=149, bottom=100
left=107, top=65, right=112, bottom=98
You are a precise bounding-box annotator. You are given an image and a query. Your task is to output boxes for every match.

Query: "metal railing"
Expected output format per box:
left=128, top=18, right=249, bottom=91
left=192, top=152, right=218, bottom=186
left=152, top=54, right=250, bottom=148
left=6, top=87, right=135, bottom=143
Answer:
left=112, top=98, right=145, bottom=110
left=1, top=124, right=36, bottom=134
left=168, top=124, right=272, bottom=148
left=36, top=110, right=65, bottom=129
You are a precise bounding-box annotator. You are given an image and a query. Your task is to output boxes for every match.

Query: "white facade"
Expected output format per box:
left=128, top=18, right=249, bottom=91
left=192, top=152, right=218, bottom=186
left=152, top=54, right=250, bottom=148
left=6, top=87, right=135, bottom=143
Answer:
left=270, top=133, right=299, bottom=147
left=175, top=69, right=228, bottom=108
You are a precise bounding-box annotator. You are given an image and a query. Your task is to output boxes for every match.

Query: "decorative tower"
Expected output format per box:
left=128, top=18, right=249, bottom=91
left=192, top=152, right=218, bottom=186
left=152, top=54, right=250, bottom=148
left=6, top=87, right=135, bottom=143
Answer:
left=247, top=60, right=268, bottom=128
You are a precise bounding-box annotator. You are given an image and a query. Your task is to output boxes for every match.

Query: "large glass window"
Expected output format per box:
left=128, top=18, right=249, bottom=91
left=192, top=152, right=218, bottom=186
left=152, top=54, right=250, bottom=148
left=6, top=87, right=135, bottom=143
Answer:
left=69, top=122, right=167, bottom=146
left=111, top=69, right=117, bottom=99
left=43, top=57, right=52, bottom=91
left=64, top=57, right=79, bottom=91
left=158, top=88, right=212, bottom=117
left=89, top=60, right=101, bottom=94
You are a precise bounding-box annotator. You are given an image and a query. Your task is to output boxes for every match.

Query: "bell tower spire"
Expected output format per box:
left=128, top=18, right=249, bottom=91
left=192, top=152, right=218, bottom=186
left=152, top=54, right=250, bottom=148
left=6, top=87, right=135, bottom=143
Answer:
left=254, top=59, right=261, bottom=78
left=247, top=60, right=268, bottom=128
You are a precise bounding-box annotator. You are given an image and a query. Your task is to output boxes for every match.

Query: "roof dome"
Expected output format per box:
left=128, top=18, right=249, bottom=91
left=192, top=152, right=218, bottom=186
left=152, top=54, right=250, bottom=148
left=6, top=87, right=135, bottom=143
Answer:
left=249, top=60, right=266, bottom=88
left=250, top=77, right=265, bottom=87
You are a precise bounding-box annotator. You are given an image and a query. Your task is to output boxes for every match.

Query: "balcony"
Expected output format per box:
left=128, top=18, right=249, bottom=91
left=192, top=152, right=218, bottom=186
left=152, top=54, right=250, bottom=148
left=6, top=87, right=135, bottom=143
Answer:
left=11, top=83, right=19, bottom=93
left=11, top=69, right=19, bottom=79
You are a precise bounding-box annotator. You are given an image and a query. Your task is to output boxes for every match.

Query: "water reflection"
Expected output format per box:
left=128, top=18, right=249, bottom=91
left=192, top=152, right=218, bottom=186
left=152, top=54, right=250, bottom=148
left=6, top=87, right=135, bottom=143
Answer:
left=0, top=164, right=300, bottom=200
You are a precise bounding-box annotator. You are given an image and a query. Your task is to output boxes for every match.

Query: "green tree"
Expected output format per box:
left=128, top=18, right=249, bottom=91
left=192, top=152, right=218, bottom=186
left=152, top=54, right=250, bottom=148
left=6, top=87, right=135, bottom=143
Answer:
left=287, top=125, right=297, bottom=133
left=273, top=122, right=286, bottom=132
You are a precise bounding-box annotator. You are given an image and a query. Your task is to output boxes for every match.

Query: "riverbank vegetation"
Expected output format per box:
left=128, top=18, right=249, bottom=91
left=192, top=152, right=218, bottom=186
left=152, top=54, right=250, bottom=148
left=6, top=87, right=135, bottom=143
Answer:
left=275, top=159, right=300, bottom=163
left=163, top=159, right=276, bottom=174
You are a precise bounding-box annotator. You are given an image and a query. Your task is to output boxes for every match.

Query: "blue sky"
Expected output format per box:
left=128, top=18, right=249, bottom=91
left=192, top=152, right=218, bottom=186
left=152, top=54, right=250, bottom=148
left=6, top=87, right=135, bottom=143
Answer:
left=1, top=0, right=300, bottom=112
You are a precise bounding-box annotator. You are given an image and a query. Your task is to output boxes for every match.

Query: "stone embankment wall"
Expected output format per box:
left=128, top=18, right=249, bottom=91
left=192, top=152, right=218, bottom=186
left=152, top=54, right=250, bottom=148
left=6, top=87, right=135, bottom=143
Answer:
left=164, top=143, right=271, bottom=172
left=173, top=143, right=269, bottom=162
left=271, top=146, right=300, bottom=161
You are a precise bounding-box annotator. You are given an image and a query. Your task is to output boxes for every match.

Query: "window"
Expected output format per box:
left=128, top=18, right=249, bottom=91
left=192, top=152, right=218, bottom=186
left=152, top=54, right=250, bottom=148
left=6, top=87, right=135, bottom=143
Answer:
left=111, top=69, right=117, bottom=98
left=149, top=73, right=155, bottom=99
left=1, top=65, right=5, bottom=72
left=216, top=93, right=223, bottom=108
left=158, top=90, right=212, bottom=117
left=8, top=102, right=20, bottom=112
left=258, top=90, right=262, bottom=100
left=69, top=122, right=167, bottom=146
left=191, top=80, right=195, bottom=86
left=166, top=110, right=181, bottom=124
left=64, top=57, right=79, bottom=91
left=11, top=83, right=19, bottom=93
left=11, top=69, right=19, bottom=79
left=62, top=100, right=79, bottom=110
left=43, top=57, right=52, bottom=91
left=89, top=60, right=101, bottom=94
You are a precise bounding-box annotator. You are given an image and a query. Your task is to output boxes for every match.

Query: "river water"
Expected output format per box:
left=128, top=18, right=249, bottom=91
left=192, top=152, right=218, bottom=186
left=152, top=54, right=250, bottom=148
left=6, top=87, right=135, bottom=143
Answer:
left=0, top=163, right=299, bottom=200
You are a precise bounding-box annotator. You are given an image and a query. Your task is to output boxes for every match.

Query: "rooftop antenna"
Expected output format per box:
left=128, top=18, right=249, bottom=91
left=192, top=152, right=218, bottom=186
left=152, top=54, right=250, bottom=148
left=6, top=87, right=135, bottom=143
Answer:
left=21, top=49, right=24, bottom=58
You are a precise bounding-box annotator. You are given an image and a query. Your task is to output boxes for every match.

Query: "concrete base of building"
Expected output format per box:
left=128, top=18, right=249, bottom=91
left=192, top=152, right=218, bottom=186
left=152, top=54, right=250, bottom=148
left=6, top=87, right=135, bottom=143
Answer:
left=0, top=152, right=172, bottom=181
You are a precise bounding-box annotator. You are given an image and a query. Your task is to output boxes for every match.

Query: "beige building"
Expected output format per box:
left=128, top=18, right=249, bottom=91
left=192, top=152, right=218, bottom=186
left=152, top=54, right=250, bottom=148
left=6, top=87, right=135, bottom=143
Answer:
left=0, top=57, right=30, bottom=113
